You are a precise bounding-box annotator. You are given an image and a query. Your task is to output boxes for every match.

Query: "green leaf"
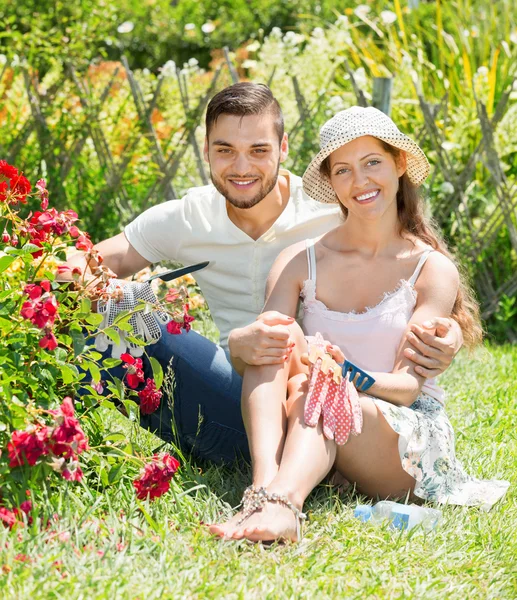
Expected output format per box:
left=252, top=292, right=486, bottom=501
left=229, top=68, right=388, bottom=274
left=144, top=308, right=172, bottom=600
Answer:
left=105, top=433, right=127, bottom=442
left=89, top=362, right=101, bottom=384
left=60, top=364, right=79, bottom=384
left=79, top=297, right=92, bottom=315
left=126, top=335, right=146, bottom=346
left=70, top=329, right=86, bottom=357
left=20, top=242, right=42, bottom=255
left=85, top=313, right=104, bottom=326
left=108, top=464, right=124, bottom=485
left=123, top=399, right=138, bottom=422
left=104, top=328, right=120, bottom=346
left=102, top=358, right=122, bottom=369
left=112, top=310, right=131, bottom=325
left=149, top=357, right=163, bottom=389
left=117, top=321, right=133, bottom=332
left=0, top=255, right=16, bottom=274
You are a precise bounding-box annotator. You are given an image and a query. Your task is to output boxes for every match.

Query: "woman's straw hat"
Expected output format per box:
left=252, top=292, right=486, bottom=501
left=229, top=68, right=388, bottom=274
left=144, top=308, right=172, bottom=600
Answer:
left=302, top=106, right=430, bottom=203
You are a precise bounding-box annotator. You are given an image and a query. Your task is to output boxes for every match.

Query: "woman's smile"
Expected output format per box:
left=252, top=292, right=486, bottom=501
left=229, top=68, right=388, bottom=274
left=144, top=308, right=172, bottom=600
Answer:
left=353, top=189, right=380, bottom=204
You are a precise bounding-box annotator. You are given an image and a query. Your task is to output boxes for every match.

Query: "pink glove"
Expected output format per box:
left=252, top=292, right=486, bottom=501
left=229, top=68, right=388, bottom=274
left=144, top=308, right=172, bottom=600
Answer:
left=304, top=334, right=363, bottom=445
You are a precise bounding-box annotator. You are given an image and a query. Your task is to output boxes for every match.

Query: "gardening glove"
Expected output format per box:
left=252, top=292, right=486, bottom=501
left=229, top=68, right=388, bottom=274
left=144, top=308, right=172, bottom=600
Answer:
left=95, top=280, right=170, bottom=358
left=304, top=333, right=363, bottom=445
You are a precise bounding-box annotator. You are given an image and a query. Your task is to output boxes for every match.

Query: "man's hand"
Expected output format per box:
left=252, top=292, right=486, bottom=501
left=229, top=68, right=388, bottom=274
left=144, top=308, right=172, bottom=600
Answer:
left=404, top=317, right=463, bottom=378
left=228, top=311, right=295, bottom=368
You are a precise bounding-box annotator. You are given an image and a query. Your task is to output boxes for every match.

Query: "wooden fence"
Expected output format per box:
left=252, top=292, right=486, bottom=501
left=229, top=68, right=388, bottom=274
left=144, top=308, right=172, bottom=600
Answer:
left=1, top=52, right=516, bottom=339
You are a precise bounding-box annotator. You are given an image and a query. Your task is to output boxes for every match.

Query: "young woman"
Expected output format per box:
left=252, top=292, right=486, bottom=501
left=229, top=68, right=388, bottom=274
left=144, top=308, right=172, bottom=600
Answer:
left=209, top=107, right=509, bottom=542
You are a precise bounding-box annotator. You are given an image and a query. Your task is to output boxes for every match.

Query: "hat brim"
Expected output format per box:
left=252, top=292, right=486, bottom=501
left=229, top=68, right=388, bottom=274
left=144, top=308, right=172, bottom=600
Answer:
left=302, top=129, right=430, bottom=204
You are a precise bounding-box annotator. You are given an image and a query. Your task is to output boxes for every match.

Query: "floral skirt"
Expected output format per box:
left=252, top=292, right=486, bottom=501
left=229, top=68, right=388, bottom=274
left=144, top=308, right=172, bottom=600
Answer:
left=373, top=393, right=509, bottom=510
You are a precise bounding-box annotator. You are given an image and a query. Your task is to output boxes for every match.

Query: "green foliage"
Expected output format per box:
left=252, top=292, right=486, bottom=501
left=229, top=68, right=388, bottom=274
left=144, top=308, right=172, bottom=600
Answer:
left=0, top=344, right=515, bottom=598
left=0, top=166, right=192, bottom=520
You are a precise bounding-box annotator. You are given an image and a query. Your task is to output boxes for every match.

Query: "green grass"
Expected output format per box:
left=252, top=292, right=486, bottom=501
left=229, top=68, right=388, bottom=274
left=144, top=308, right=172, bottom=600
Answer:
left=1, top=344, right=516, bottom=599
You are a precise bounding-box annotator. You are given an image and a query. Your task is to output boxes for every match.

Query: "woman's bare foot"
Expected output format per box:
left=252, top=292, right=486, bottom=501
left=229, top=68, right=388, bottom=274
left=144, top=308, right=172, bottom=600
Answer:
left=232, top=500, right=300, bottom=543
left=208, top=510, right=250, bottom=539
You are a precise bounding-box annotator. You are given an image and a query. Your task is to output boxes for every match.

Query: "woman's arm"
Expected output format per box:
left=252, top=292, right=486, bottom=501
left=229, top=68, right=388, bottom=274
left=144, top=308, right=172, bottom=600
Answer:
left=369, top=252, right=459, bottom=406
left=325, top=253, right=459, bottom=406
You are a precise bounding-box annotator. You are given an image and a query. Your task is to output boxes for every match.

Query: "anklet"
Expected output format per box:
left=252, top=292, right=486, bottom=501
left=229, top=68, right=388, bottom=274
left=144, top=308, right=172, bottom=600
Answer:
left=237, top=486, right=307, bottom=537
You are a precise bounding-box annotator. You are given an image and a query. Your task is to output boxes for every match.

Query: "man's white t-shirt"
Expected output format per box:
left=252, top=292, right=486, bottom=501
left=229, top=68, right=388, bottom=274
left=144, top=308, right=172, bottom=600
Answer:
left=125, top=169, right=341, bottom=349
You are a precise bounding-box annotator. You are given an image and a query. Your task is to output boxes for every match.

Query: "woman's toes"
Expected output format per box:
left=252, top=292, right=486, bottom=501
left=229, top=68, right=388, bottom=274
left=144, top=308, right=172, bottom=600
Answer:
left=208, top=523, right=226, bottom=536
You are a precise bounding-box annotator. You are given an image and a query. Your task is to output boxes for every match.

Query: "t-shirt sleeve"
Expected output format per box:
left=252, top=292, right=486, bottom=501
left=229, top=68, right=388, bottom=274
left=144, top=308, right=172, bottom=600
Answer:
left=124, top=199, right=188, bottom=264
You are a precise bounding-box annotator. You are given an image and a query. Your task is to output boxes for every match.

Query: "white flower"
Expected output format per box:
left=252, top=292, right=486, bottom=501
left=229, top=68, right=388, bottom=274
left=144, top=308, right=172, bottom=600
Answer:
left=11, top=54, right=20, bottom=67
left=188, top=57, right=199, bottom=68
left=336, top=15, right=349, bottom=27
left=440, top=181, right=455, bottom=194
left=312, top=27, right=325, bottom=38
left=283, top=31, right=303, bottom=46
left=327, top=96, right=346, bottom=113
left=441, top=141, right=457, bottom=152
left=142, top=68, right=150, bottom=76
left=246, top=41, right=261, bottom=52
left=184, top=23, right=196, bottom=31
left=117, top=21, right=134, bottom=34
left=160, top=60, right=177, bottom=78
left=354, top=4, right=371, bottom=18
left=242, top=59, right=258, bottom=70
left=270, top=27, right=283, bottom=39
left=476, top=66, right=489, bottom=77
left=380, top=10, right=397, bottom=25
left=201, top=22, right=216, bottom=34
left=510, top=29, right=517, bottom=44
left=0, top=54, right=6, bottom=65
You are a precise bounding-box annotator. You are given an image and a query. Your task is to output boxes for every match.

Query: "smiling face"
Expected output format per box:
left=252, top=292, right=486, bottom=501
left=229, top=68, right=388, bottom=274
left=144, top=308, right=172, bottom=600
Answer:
left=204, top=113, right=288, bottom=209
left=328, top=136, right=406, bottom=221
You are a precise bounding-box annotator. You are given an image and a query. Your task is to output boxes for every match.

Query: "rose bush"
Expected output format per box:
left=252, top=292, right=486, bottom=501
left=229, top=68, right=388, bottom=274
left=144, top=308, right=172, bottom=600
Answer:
left=0, top=162, right=187, bottom=523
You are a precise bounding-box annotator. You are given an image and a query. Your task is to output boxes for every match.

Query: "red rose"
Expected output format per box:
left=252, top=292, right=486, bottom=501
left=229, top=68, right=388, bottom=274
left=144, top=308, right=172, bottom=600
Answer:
left=0, top=507, right=18, bottom=529
left=138, top=378, right=162, bottom=415
left=121, top=353, right=145, bottom=389
left=50, top=397, right=89, bottom=459
left=133, top=453, right=180, bottom=501
left=39, top=330, right=58, bottom=351
left=166, top=320, right=182, bottom=335
left=7, top=425, right=51, bottom=467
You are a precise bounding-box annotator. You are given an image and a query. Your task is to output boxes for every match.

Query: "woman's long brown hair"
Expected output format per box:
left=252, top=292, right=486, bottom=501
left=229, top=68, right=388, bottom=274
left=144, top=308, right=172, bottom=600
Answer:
left=320, top=144, right=483, bottom=348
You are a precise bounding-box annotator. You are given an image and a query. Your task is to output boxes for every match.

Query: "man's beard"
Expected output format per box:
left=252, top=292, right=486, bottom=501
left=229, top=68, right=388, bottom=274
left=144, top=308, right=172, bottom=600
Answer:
left=210, top=162, right=280, bottom=209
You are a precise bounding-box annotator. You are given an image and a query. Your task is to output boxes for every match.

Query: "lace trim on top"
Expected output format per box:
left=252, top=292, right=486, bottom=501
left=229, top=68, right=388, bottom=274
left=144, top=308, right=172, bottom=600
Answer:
left=301, top=277, right=417, bottom=322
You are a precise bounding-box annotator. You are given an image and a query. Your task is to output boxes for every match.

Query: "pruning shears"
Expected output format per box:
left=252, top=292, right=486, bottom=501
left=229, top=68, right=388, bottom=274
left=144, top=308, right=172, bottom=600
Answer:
left=144, top=261, right=209, bottom=283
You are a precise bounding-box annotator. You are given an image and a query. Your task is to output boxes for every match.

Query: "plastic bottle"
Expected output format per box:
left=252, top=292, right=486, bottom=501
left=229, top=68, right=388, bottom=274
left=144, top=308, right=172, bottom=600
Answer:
left=354, top=501, right=442, bottom=531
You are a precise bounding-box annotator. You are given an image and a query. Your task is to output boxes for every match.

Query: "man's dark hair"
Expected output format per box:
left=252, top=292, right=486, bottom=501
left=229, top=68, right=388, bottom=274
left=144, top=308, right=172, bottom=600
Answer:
left=205, top=82, right=284, bottom=142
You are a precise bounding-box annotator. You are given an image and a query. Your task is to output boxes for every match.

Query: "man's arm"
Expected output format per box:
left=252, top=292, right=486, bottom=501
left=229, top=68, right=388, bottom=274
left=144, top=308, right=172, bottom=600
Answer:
left=62, top=232, right=151, bottom=282
left=403, top=317, right=463, bottom=378
left=228, top=242, right=305, bottom=375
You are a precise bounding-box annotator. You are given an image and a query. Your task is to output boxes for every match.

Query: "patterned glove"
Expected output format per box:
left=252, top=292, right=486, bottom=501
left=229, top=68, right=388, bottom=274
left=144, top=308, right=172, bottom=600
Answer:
left=95, top=280, right=170, bottom=358
left=304, top=333, right=363, bottom=445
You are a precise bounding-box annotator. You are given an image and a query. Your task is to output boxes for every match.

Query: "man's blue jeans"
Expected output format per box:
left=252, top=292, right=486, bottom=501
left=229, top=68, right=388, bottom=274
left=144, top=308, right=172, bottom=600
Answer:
left=83, top=323, right=250, bottom=464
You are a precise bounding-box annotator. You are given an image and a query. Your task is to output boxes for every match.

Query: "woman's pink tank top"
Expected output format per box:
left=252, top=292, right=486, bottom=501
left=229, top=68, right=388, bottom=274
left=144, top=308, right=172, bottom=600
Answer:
left=301, top=239, right=445, bottom=403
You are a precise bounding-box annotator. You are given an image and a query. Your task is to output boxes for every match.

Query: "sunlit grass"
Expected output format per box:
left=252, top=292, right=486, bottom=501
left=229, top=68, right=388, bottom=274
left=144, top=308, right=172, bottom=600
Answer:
left=1, top=343, right=515, bottom=599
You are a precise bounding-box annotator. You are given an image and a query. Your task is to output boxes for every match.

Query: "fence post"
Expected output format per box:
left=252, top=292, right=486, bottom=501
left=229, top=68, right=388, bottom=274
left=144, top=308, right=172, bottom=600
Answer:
left=372, top=77, right=393, bottom=116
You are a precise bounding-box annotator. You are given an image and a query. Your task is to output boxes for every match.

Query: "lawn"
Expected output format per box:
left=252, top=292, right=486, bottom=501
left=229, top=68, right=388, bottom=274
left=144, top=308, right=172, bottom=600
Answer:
left=1, top=344, right=516, bottom=599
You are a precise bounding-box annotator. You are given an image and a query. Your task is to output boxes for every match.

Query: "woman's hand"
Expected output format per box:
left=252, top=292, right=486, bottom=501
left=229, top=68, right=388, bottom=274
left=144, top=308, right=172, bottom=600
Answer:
left=403, top=317, right=463, bottom=378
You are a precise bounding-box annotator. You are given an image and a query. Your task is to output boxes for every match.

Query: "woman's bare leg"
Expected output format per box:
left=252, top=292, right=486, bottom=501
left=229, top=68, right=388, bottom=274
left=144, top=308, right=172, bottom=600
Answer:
left=208, top=324, right=308, bottom=537
left=333, top=396, right=416, bottom=499
left=234, top=393, right=415, bottom=542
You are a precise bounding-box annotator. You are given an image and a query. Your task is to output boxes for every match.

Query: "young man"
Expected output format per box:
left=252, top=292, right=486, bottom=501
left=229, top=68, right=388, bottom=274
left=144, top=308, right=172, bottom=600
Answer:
left=66, top=83, right=462, bottom=464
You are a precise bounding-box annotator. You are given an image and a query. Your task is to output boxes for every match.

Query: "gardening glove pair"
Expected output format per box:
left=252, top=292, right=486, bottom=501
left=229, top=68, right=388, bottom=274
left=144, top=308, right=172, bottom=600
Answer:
left=304, top=333, right=363, bottom=445
left=95, top=280, right=170, bottom=359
